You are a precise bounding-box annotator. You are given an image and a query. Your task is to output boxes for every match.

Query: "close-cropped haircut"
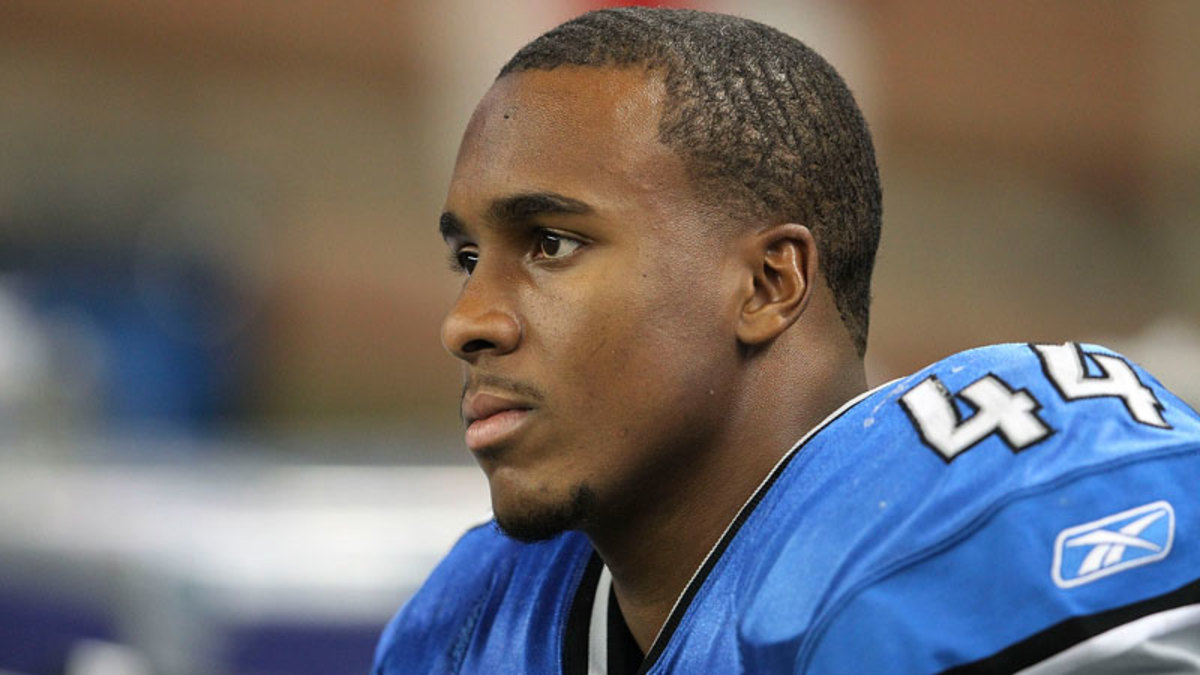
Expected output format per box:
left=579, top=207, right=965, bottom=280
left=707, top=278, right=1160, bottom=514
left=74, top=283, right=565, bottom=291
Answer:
left=500, top=8, right=881, bottom=356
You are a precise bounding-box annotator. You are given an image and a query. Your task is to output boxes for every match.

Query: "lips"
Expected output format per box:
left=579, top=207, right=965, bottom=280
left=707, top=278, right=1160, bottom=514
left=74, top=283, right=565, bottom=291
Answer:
left=462, top=392, right=534, bottom=452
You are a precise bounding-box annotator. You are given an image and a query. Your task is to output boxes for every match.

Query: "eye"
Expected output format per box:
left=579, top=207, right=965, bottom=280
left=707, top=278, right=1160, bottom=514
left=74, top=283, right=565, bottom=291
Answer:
left=448, top=248, right=478, bottom=275
left=535, top=230, right=584, bottom=261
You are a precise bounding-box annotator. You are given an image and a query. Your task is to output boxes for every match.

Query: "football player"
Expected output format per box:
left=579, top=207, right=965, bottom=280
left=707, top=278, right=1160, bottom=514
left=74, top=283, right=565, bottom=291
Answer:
left=375, top=8, right=1200, bottom=673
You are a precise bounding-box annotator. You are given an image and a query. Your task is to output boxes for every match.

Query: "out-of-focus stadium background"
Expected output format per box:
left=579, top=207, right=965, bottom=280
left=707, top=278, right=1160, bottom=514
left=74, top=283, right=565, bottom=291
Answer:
left=1, top=1, right=1197, bottom=673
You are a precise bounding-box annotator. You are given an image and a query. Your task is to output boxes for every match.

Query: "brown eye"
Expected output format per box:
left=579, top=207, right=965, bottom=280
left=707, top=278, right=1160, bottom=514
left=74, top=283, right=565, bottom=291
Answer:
left=455, top=250, right=478, bottom=274
left=536, top=231, right=583, bottom=260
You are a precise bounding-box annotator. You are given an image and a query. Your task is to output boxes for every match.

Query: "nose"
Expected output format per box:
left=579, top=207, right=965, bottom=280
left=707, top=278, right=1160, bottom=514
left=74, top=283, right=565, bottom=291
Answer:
left=441, top=277, right=522, bottom=362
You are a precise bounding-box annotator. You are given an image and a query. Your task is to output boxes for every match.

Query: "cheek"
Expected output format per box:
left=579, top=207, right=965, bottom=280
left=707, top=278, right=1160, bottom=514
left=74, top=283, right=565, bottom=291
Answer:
left=525, top=284, right=646, bottom=381
left=535, top=275, right=728, bottom=402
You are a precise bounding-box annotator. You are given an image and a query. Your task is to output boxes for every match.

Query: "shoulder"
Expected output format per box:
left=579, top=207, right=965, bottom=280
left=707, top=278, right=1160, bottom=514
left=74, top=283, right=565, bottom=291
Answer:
left=372, top=523, right=592, bottom=675
left=815, top=341, right=1196, bottom=473
left=760, top=342, right=1200, bottom=672
left=372, top=521, right=513, bottom=674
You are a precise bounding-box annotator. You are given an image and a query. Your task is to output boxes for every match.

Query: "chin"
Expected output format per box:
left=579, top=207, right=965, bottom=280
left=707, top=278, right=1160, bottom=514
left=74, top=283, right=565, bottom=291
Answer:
left=492, top=482, right=598, bottom=543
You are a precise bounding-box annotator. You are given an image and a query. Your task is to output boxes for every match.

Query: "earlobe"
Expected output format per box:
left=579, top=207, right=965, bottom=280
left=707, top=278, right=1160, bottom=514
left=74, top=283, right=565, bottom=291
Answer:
left=736, top=224, right=816, bottom=346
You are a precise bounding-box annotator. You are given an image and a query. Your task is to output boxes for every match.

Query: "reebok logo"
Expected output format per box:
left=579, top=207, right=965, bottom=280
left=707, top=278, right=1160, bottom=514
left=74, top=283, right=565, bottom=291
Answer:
left=1052, top=500, right=1175, bottom=589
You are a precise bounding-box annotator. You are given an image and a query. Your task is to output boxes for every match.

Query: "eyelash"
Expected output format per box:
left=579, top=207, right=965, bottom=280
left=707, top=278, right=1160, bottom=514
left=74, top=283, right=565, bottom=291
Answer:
left=447, top=229, right=587, bottom=276
left=446, top=250, right=474, bottom=274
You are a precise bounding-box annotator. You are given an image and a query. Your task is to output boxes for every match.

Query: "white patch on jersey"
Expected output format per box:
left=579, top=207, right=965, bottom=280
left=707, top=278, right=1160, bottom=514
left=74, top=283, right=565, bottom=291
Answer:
left=1052, top=501, right=1175, bottom=589
left=1016, top=603, right=1200, bottom=674
left=589, top=566, right=613, bottom=675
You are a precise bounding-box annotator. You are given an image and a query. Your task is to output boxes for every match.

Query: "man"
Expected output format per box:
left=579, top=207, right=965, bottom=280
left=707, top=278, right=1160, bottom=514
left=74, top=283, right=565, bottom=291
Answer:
left=375, top=8, right=1200, bottom=673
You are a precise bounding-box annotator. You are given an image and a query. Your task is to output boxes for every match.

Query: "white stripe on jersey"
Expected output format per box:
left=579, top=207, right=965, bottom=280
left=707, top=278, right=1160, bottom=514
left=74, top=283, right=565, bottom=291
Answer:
left=588, top=566, right=614, bottom=675
left=1018, top=603, right=1200, bottom=674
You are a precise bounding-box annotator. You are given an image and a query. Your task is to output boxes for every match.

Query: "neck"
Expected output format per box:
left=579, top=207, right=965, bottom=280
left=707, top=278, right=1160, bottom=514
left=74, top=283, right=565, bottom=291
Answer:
left=586, top=442, right=756, bottom=653
left=586, top=340, right=867, bottom=653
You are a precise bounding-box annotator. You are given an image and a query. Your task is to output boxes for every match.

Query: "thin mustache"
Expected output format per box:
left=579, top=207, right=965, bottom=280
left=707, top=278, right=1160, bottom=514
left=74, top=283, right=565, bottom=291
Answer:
left=461, top=373, right=545, bottom=405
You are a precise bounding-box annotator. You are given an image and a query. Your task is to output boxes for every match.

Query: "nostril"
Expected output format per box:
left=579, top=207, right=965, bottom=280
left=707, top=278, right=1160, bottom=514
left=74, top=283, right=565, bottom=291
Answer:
left=462, top=339, right=494, bottom=354
left=444, top=309, right=520, bottom=358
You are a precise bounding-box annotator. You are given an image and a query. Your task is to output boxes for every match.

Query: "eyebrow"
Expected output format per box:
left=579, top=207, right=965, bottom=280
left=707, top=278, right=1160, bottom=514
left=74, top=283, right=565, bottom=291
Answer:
left=439, top=211, right=465, bottom=241
left=439, top=191, right=594, bottom=241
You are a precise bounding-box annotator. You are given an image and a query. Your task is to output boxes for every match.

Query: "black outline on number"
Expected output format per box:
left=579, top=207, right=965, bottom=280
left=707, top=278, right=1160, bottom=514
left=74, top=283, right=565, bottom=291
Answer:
left=899, top=372, right=1055, bottom=464
left=1030, top=342, right=1171, bottom=430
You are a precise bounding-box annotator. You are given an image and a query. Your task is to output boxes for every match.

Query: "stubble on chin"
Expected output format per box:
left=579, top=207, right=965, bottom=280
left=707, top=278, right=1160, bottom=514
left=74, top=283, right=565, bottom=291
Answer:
left=494, top=483, right=599, bottom=543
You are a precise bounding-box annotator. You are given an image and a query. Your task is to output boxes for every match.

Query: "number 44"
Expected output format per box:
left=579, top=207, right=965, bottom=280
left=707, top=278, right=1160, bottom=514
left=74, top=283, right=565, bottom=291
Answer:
left=900, top=343, right=1169, bottom=462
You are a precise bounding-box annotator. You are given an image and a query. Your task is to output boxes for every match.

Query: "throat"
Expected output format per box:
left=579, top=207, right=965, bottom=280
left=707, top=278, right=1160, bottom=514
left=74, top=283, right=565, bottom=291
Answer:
left=585, top=457, right=769, bottom=653
left=606, top=572, right=673, bottom=657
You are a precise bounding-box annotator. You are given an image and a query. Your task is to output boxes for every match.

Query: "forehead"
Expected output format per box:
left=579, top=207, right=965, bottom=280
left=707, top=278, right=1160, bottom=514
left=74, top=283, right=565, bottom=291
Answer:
left=446, top=66, right=694, bottom=222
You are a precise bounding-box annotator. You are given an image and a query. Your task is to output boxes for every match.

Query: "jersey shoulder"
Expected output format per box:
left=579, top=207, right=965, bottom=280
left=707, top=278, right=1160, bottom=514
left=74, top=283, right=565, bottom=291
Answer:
left=788, top=342, right=1200, bottom=672
left=373, top=521, right=514, bottom=674
left=893, top=342, right=1195, bottom=461
left=373, top=522, right=592, bottom=675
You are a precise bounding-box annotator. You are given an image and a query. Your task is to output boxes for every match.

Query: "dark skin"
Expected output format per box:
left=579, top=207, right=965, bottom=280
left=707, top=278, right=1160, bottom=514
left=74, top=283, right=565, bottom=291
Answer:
left=440, top=66, right=867, bottom=653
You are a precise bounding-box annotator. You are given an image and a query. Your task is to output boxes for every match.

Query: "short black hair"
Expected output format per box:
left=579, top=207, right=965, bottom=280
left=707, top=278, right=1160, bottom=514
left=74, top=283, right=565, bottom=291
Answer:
left=500, top=8, right=881, bottom=356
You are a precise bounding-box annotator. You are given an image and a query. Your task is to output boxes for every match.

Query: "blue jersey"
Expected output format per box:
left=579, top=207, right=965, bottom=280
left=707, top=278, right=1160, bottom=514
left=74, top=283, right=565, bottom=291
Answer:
left=374, top=343, right=1200, bottom=673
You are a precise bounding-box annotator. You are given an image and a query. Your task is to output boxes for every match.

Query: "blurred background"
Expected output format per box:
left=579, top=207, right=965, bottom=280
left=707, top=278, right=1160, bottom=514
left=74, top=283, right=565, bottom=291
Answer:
left=0, top=1, right=1197, bottom=673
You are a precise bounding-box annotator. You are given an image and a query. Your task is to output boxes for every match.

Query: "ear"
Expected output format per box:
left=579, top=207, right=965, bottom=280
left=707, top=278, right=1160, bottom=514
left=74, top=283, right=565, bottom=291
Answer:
left=736, top=223, right=817, bottom=346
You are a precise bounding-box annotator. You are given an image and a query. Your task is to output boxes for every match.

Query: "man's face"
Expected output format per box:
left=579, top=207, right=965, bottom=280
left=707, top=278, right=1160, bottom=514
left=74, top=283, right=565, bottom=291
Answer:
left=440, top=67, right=743, bottom=540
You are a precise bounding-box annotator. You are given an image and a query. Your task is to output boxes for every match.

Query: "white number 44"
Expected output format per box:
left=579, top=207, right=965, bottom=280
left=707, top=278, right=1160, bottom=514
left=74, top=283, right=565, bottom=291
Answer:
left=900, top=343, right=1167, bottom=462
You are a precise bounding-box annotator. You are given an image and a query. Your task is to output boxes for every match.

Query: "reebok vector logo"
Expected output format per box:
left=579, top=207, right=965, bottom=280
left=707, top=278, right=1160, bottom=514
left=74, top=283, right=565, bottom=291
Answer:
left=1052, top=501, right=1175, bottom=589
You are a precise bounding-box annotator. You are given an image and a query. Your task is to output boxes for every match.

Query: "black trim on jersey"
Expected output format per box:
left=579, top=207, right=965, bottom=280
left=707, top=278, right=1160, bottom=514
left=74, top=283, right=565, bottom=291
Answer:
left=636, top=393, right=873, bottom=673
left=562, top=553, right=646, bottom=675
left=1030, top=342, right=1172, bottom=430
left=563, top=553, right=603, bottom=675
left=941, top=574, right=1200, bottom=674
left=898, top=372, right=1054, bottom=464
left=607, top=586, right=645, bottom=675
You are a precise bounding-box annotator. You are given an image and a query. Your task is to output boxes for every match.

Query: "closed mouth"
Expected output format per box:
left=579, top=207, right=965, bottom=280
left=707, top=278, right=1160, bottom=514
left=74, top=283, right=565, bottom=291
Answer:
left=461, top=390, right=537, bottom=452
left=464, top=407, right=532, bottom=452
